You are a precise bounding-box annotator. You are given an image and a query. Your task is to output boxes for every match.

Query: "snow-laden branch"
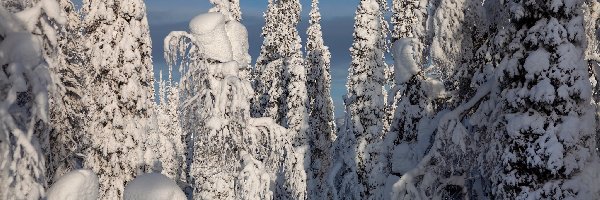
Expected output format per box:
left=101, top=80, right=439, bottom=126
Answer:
left=392, top=81, right=491, bottom=200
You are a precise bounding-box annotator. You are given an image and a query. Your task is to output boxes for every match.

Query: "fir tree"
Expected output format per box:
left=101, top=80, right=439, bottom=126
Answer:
left=46, top=0, right=87, bottom=184
left=252, top=0, right=309, bottom=198
left=331, top=0, right=387, bottom=199
left=486, top=1, right=600, bottom=198
left=80, top=0, right=155, bottom=198
left=0, top=0, right=66, bottom=198
left=305, top=0, right=335, bottom=198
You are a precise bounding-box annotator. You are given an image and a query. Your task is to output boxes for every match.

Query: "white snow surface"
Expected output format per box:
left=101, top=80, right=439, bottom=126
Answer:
left=46, top=170, right=99, bottom=200
left=392, top=38, right=421, bottom=84
left=123, top=173, right=186, bottom=200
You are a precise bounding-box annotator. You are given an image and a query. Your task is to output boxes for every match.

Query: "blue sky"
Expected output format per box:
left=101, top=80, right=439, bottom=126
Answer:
left=146, top=0, right=356, bottom=117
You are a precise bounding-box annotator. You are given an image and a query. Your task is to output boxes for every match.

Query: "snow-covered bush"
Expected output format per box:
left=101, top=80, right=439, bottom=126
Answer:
left=46, top=169, right=98, bottom=200
left=123, top=173, right=186, bottom=200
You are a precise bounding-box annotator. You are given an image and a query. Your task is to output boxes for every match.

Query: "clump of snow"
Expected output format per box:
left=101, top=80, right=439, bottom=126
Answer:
left=12, top=0, right=66, bottom=33
left=225, top=21, right=251, bottom=66
left=235, top=151, right=273, bottom=200
left=392, top=38, right=421, bottom=84
left=46, top=170, right=99, bottom=200
left=523, top=48, right=550, bottom=80
left=423, top=78, right=446, bottom=99
left=124, top=173, right=186, bottom=200
left=189, top=12, right=232, bottom=62
left=0, top=33, right=43, bottom=67
left=189, top=12, right=226, bottom=35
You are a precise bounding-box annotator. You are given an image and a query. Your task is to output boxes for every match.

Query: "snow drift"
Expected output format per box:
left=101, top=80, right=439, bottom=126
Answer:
left=46, top=170, right=99, bottom=200
left=123, top=173, right=186, bottom=200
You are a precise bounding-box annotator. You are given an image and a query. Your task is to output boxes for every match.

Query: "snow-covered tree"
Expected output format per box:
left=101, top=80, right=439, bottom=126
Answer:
left=385, top=0, right=434, bottom=179
left=252, top=0, right=309, bottom=198
left=141, top=68, right=185, bottom=184
left=330, top=0, right=388, bottom=199
left=387, top=0, right=500, bottom=199
left=252, top=0, right=302, bottom=119
left=165, top=11, right=301, bottom=200
left=0, top=0, right=66, bottom=198
left=585, top=0, right=600, bottom=153
left=304, top=0, right=335, bottom=198
left=482, top=1, right=600, bottom=198
left=1, top=0, right=35, bottom=12
left=46, top=0, right=87, bottom=184
left=80, top=0, right=155, bottom=198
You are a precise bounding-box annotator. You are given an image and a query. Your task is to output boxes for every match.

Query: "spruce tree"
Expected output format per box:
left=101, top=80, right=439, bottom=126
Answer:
left=305, top=0, right=335, bottom=198
left=46, top=0, right=87, bottom=184
left=331, top=0, right=387, bottom=199
left=0, top=0, right=66, bottom=198
left=486, top=1, right=600, bottom=198
left=252, top=0, right=309, bottom=198
left=80, top=0, right=155, bottom=198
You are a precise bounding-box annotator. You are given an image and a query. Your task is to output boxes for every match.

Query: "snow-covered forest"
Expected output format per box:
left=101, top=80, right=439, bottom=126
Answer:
left=2, top=0, right=600, bottom=199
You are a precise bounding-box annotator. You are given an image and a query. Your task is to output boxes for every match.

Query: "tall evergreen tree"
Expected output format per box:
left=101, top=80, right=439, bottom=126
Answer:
left=0, top=0, right=66, bottom=198
left=252, top=0, right=309, bottom=198
left=141, top=68, right=185, bottom=186
left=305, top=0, right=335, bottom=198
left=384, top=2, right=440, bottom=198
left=80, top=0, right=155, bottom=198
left=46, top=0, right=87, bottom=184
left=330, top=0, right=387, bottom=199
left=485, top=1, right=600, bottom=198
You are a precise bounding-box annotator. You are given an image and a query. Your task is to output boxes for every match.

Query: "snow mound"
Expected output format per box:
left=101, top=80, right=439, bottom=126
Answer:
left=124, top=173, right=186, bottom=200
left=189, top=12, right=226, bottom=35
left=46, top=169, right=99, bottom=200
left=392, top=38, right=421, bottom=84
left=189, top=12, right=232, bottom=62
left=225, top=21, right=251, bottom=66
